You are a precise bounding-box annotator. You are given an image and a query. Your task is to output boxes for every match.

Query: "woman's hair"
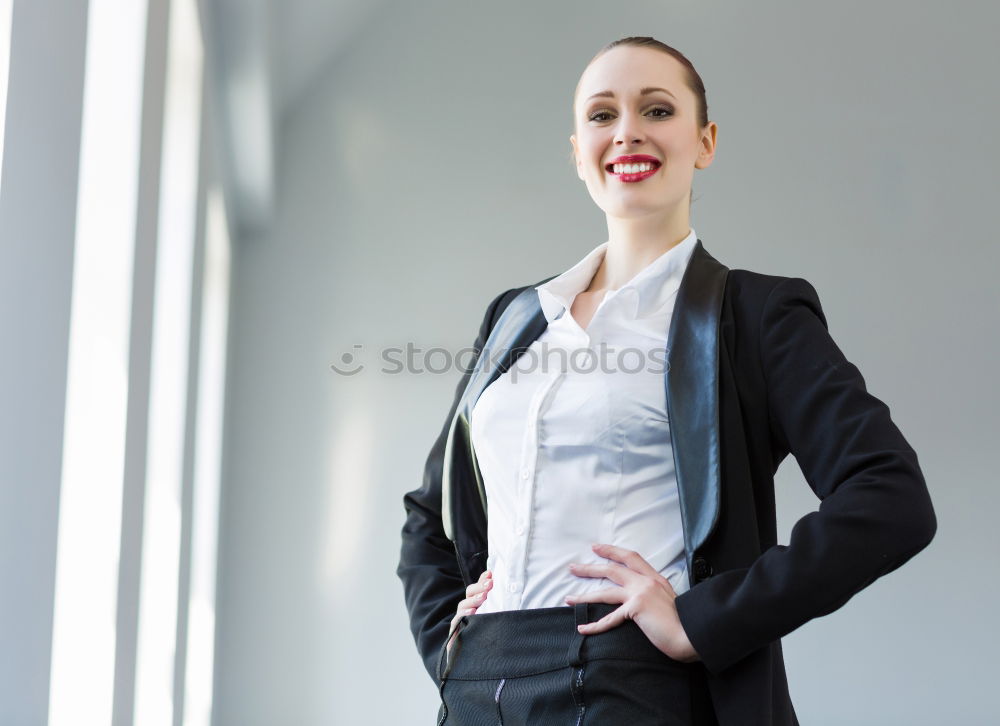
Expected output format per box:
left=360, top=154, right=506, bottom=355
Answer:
left=570, top=37, right=710, bottom=205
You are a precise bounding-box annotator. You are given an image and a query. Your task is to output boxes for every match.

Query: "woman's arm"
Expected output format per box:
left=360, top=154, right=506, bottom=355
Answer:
left=674, top=276, right=937, bottom=676
left=396, top=287, right=514, bottom=685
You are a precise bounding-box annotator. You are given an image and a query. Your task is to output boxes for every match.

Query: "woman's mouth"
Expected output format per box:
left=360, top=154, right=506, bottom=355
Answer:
left=605, top=160, right=661, bottom=182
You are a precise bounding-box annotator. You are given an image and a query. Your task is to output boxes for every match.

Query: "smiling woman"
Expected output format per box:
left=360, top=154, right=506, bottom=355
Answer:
left=397, top=35, right=936, bottom=726
left=569, top=40, right=715, bottom=239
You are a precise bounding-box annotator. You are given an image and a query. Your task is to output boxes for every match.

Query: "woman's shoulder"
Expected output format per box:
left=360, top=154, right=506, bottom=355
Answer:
left=725, top=267, right=795, bottom=298
left=725, top=267, right=825, bottom=310
left=485, top=276, right=558, bottom=321
left=723, top=268, right=830, bottom=342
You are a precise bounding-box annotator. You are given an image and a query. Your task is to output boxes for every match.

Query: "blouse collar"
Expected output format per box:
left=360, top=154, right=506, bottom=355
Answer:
left=535, top=227, right=698, bottom=323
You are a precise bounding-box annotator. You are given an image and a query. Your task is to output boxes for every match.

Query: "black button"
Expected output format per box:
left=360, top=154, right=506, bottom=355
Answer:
left=692, top=556, right=713, bottom=581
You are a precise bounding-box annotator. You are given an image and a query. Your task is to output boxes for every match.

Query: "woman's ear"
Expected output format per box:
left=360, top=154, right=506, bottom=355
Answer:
left=569, top=134, right=584, bottom=181
left=695, top=122, right=718, bottom=170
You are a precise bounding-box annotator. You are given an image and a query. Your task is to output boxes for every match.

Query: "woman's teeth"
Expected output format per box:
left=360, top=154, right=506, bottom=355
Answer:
left=611, top=162, right=657, bottom=174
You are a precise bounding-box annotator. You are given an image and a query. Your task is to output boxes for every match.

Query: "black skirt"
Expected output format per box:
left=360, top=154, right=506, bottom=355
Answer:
left=436, top=601, right=718, bottom=725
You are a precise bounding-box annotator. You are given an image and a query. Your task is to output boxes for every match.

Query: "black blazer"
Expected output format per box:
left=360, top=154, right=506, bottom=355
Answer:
left=396, top=239, right=937, bottom=725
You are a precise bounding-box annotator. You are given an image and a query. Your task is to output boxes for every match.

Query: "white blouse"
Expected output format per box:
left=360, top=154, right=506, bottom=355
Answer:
left=471, top=228, right=699, bottom=613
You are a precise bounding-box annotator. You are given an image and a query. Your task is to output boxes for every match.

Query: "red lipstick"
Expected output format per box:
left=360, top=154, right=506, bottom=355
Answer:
left=605, top=154, right=662, bottom=183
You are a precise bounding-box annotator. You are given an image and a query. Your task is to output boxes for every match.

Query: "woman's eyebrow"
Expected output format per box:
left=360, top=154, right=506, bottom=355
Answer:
left=585, top=86, right=676, bottom=102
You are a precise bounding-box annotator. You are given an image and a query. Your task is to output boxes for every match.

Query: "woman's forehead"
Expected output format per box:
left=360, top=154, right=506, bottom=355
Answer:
left=575, top=48, right=685, bottom=105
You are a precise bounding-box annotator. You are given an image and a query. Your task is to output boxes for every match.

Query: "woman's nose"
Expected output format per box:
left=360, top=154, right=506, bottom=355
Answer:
left=613, top=113, right=645, bottom=145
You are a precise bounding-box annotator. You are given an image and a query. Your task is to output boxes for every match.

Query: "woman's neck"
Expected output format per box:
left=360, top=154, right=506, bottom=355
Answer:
left=588, top=217, right=692, bottom=292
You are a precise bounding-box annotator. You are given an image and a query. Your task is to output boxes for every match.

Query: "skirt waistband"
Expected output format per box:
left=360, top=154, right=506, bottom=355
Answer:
left=439, top=602, right=694, bottom=681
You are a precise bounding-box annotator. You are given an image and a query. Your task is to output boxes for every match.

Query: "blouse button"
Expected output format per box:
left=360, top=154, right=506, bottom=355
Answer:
left=520, top=469, right=530, bottom=479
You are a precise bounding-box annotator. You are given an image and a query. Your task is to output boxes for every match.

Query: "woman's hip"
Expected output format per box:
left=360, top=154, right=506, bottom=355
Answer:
left=436, top=602, right=716, bottom=725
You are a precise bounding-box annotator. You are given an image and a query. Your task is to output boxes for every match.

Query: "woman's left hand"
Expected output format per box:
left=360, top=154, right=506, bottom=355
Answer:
left=565, top=543, right=701, bottom=663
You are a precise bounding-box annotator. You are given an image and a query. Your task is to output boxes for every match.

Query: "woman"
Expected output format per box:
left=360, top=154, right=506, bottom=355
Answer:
left=397, top=37, right=936, bottom=725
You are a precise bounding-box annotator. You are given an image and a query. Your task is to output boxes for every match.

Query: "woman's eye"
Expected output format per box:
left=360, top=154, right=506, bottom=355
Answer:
left=588, top=107, right=674, bottom=122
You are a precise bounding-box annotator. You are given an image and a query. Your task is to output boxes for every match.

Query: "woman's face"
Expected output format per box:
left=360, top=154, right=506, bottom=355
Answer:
left=571, top=46, right=717, bottom=220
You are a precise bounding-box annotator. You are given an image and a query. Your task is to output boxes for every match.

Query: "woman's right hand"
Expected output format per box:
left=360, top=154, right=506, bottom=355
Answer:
left=446, top=570, right=493, bottom=655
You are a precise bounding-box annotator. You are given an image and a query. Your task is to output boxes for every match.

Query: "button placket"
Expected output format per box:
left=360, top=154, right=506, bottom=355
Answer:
left=509, top=368, right=560, bottom=608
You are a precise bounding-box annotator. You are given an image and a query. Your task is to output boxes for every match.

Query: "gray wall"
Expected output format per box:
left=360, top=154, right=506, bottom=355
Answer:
left=214, top=0, right=999, bottom=723
left=0, top=2, right=87, bottom=721
left=0, top=1, right=231, bottom=723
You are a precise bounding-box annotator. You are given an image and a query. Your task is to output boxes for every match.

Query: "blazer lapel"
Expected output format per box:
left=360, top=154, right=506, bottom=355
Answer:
left=666, top=240, right=729, bottom=582
left=442, top=240, right=729, bottom=588
left=441, top=285, right=550, bottom=542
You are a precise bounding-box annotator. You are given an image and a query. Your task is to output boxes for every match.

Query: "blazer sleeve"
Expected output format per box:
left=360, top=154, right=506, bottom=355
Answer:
left=674, top=276, right=937, bottom=675
left=396, top=287, right=514, bottom=685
